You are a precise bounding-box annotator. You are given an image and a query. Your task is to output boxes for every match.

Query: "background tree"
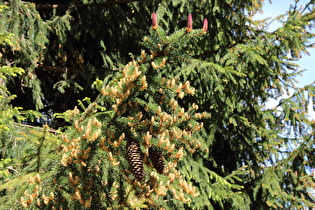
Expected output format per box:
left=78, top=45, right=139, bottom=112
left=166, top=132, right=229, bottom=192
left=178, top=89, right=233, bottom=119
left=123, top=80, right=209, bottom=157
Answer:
left=0, top=0, right=315, bottom=209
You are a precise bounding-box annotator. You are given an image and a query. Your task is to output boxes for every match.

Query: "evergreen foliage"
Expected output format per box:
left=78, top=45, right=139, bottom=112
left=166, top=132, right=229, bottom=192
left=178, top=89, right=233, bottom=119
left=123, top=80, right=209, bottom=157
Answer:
left=0, top=0, right=315, bottom=209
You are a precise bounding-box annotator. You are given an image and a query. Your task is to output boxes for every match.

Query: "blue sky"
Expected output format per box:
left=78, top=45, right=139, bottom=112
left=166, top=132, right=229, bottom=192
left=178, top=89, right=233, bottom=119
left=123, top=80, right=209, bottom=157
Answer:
left=255, top=0, right=315, bottom=119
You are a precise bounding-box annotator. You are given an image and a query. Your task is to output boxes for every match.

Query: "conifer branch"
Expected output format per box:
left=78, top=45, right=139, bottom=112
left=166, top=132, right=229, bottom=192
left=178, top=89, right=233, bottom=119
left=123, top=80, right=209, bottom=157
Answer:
left=35, top=0, right=139, bottom=10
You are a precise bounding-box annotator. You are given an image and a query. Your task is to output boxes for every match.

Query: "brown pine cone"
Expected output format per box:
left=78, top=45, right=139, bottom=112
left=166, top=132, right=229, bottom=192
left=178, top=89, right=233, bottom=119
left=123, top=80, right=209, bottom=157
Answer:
left=149, top=146, right=165, bottom=174
left=126, top=139, right=144, bottom=180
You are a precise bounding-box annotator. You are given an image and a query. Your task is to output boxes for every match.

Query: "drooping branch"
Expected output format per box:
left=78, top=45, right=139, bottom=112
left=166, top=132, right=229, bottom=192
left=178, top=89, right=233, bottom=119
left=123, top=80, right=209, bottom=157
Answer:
left=35, top=0, right=139, bottom=10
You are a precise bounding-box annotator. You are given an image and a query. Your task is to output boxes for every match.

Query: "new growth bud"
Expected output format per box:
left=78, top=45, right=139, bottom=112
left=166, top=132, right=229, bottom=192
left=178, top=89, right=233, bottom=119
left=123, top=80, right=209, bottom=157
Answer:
left=202, top=19, right=208, bottom=33
left=186, top=14, right=193, bottom=33
left=152, top=13, right=158, bottom=30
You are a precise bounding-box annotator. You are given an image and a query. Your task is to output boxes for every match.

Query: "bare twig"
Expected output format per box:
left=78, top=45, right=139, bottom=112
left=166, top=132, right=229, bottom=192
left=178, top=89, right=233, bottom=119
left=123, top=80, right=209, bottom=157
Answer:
left=36, top=64, right=67, bottom=73
left=36, top=126, right=47, bottom=172
left=12, top=122, right=59, bottom=134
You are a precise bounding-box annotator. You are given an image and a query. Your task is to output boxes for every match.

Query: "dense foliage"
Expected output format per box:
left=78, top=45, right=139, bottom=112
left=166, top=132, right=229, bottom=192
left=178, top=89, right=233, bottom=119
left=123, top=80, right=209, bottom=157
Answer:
left=0, top=0, right=315, bottom=209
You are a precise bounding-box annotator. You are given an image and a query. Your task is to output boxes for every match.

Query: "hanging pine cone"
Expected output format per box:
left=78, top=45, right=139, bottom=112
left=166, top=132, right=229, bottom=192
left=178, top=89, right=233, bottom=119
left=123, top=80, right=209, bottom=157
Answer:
left=149, top=146, right=165, bottom=174
left=126, top=139, right=144, bottom=181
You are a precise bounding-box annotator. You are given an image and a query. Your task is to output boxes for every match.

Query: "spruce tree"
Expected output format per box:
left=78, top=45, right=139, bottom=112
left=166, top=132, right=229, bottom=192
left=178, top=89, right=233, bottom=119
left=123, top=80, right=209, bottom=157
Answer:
left=0, top=0, right=315, bottom=209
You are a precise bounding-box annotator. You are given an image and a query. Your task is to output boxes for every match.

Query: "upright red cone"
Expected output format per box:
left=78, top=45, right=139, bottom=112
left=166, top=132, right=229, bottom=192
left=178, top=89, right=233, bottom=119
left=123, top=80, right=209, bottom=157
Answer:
left=202, top=19, right=208, bottom=33
left=152, top=13, right=158, bottom=30
left=186, top=14, right=193, bottom=32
